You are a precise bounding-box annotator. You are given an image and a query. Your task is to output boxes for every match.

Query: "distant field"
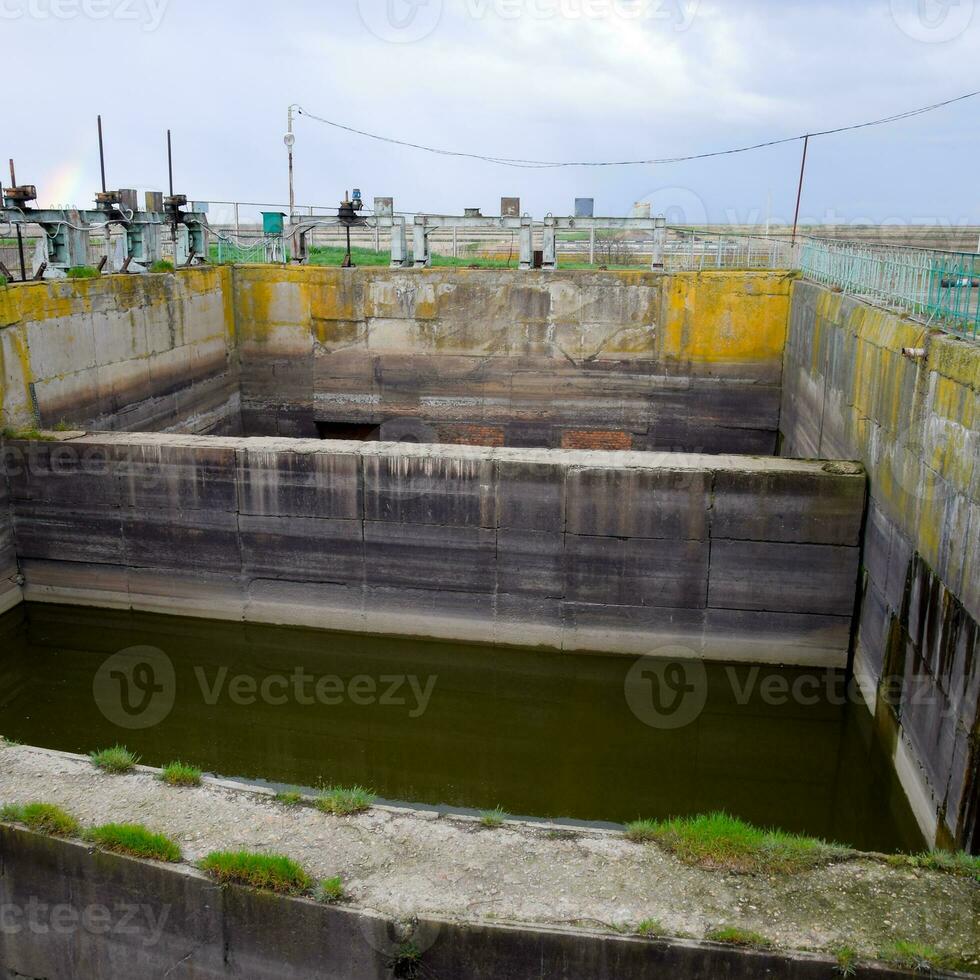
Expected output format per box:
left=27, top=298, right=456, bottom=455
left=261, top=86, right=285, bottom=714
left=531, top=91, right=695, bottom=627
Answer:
left=700, top=225, right=980, bottom=252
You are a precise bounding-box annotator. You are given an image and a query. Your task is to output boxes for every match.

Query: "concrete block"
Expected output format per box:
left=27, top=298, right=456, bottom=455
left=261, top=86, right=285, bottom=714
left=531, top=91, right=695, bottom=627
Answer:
left=711, top=466, right=866, bottom=545
left=708, top=540, right=859, bottom=617
left=363, top=521, right=496, bottom=593
left=495, top=458, right=565, bottom=530
left=14, top=505, right=124, bottom=565
left=122, top=510, right=241, bottom=574
left=496, top=529, right=563, bottom=597
left=240, top=515, right=363, bottom=583
left=363, top=452, right=494, bottom=527
left=565, top=535, right=708, bottom=609
left=238, top=446, right=361, bottom=519
left=566, top=467, right=709, bottom=539
left=561, top=602, right=706, bottom=655
left=703, top=609, right=852, bottom=667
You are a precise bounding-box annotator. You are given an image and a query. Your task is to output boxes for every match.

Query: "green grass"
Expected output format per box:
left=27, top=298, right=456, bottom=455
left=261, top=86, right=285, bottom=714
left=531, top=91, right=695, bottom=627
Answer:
left=274, top=791, right=304, bottom=806
left=625, top=812, right=848, bottom=874
left=887, top=849, right=980, bottom=882
left=53, top=419, right=76, bottom=431
left=315, top=876, right=346, bottom=904
left=636, top=918, right=665, bottom=938
left=389, top=941, right=423, bottom=979
left=314, top=785, right=374, bottom=816
left=85, top=823, right=182, bottom=862
left=0, top=802, right=80, bottom=837
left=1, top=427, right=55, bottom=442
left=880, top=940, right=958, bottom=973
left=89, top=745, right=139, bottom=774
left=150, top=260, right=174, bottom=273
left=199, top=850, right=312, bottom=895
left=160, top=761, right=202, bottom=787
left=66, top=265, right=100, bottom=279
left=479, top=808, right=508, bottom=829
left=706, top=927, right=773, bottom=948
left=834, top=945, right=859, bottom=977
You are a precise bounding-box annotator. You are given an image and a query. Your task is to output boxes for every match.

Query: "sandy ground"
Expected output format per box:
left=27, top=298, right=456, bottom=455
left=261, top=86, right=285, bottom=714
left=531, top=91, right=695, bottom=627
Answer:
left=0, top=743, right=976, bottom=968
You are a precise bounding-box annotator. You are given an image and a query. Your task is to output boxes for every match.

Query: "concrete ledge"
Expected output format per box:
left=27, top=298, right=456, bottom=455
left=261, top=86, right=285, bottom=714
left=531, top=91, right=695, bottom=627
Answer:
left=0, top=825, right=957, bottom=980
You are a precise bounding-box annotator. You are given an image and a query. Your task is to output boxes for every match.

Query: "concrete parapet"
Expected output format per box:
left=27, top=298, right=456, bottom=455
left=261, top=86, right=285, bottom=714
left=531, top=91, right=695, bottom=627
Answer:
left=4, top=433, right=865, bottom=667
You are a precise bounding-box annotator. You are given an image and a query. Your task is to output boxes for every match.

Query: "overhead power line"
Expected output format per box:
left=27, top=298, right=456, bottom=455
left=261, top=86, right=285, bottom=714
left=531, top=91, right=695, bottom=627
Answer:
left=295, top=90, right=980, bottom=169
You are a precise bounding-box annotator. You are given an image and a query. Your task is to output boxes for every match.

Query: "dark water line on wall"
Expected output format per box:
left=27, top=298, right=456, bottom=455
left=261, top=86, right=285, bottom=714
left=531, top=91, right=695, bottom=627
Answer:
left=0, top=603, right=924, bottom=854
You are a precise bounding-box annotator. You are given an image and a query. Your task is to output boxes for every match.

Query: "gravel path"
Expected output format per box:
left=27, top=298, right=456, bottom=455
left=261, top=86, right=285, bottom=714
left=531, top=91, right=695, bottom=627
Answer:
left=1, top=743, right=976, bottom=968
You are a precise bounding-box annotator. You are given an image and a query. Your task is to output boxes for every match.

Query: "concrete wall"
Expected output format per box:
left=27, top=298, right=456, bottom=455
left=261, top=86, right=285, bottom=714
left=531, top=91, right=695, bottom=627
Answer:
left=781, top=281, right=979, bottom=851
left=235, top=267, right=794, bottom=453
left=0, top=268, right=239, bottom=435
left=3, top=432, right=865, bottom=666
left=0, top=469, right=20, bottom=615
left=0, top=827, right=916, bottom=980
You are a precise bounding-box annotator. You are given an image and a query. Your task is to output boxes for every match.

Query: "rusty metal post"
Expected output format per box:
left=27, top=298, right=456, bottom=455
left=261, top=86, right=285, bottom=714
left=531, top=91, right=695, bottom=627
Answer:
left=9, top=159, right=26, bottom=281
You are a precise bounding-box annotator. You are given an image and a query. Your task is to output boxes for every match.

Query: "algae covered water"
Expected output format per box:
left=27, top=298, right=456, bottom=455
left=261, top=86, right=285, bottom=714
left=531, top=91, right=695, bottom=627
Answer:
left=0, top=603, right=923, bottom=853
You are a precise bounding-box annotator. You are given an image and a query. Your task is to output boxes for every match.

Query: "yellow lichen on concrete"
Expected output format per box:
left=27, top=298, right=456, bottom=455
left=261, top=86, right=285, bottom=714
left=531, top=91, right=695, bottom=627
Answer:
left=662, top=271, right=794, bottom=368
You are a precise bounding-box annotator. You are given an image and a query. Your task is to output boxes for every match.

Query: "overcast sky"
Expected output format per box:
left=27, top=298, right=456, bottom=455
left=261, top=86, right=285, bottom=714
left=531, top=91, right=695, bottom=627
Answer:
left=3, top=0, right=978, bottom=226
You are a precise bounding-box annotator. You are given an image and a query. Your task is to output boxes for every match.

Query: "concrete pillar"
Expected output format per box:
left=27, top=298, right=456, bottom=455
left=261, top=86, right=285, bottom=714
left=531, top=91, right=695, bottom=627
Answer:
left=589, top=227, right=595, bottom=266
left=390, top=218, right=409, bottom=268
left=651, top=216, right=666, bottom=270
left=519, top=217, right=533, bottom=270
left=542, top=218, right=557, bottom=270
left=413, top=219, right=430, bottom=268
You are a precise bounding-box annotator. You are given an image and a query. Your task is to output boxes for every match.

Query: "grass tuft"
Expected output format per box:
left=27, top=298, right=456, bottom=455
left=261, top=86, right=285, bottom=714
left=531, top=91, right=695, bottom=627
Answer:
left=66, top=265, right=100, bottom=279
left=315, top=876, right=346, bottom=904
left=160, top=761, right=202, bottom=787
left=637, top=918, right=665, bottom=938
left=0, top=802, right=80, bottom=837
left=274, top=791, right=304, bottom=806
left=389, top=941, right=423, bottom=979
left=200, top=850, right=312, bottom=895
left=85, top=823, right=182, bottom=862
left=706, top=926, right=773, bottom=948
left=314, top=785, right=374, bottom=816
left=479, top=807, right=509, bottom=829
left=1, top=427, right=55, bottom=442
left=150, top=260, right=174, bottom=273
left=880, top=940, right=956, bottom=973
left=887, top=849, right=980, bottom=882
left=833, top=945, right=859, bottom=977
left=625, top=812, right=848, bottom=874
left=90, top=745, right=139, bottom=774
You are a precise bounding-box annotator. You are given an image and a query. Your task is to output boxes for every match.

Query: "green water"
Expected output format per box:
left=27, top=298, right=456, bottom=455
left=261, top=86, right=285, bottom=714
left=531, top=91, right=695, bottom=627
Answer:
left=0, top=603, right=923, bottom=853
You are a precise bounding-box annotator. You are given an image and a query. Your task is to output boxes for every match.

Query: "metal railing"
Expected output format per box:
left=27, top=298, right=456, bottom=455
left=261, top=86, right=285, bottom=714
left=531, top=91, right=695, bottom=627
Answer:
left=799, top=237, right=979, bottom=341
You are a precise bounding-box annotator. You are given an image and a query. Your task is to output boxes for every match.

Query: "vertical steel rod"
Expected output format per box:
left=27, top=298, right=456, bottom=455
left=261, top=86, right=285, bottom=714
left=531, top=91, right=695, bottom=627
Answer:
left=9, top=159, right=26, bottom=281
left=97, top=115, right=107, bottom=193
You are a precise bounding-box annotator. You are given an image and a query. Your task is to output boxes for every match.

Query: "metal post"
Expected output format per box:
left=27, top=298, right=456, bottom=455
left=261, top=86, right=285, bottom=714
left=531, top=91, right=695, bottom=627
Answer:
left=287, top=105, right=296, bottom=226
left=589, top=227, right=595, bottom=266
left=452, top=226, right=457, bottom=260
left=97, top=115, right=107, bottom=194
left=234, top=203, right=240, bottom=240
left=9, top=159, right=26, bottom=282
left=791, top=135, right=810, bottom=247
left=651, top=216, right=666, bottom=270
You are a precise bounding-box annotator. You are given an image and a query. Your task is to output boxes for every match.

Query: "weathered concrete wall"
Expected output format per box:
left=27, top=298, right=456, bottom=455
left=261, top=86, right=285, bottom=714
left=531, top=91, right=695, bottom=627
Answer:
left=235, top=267, right=794, bottom=453
left=0, top=466, right=20, bottom=615
left=781, top=281, right=979, bottom=851
left=3, top=432, right=865, bottom=666
left=0, top=826, right=922, bottom=980
left=0, top=268, right=239, bottom=434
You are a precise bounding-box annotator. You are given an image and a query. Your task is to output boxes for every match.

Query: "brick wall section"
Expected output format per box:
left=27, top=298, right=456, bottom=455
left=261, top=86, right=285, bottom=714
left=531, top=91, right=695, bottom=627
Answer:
left=560, top=430, right=633, bottom=451
left=437, top=425, right=506, bottom=447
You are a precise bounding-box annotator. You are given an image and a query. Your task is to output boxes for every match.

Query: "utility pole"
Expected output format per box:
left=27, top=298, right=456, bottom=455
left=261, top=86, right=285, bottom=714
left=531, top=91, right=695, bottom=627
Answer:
left=286, top=105, right=298, bottom=225
left=791, top=135, right=810, bottom=247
